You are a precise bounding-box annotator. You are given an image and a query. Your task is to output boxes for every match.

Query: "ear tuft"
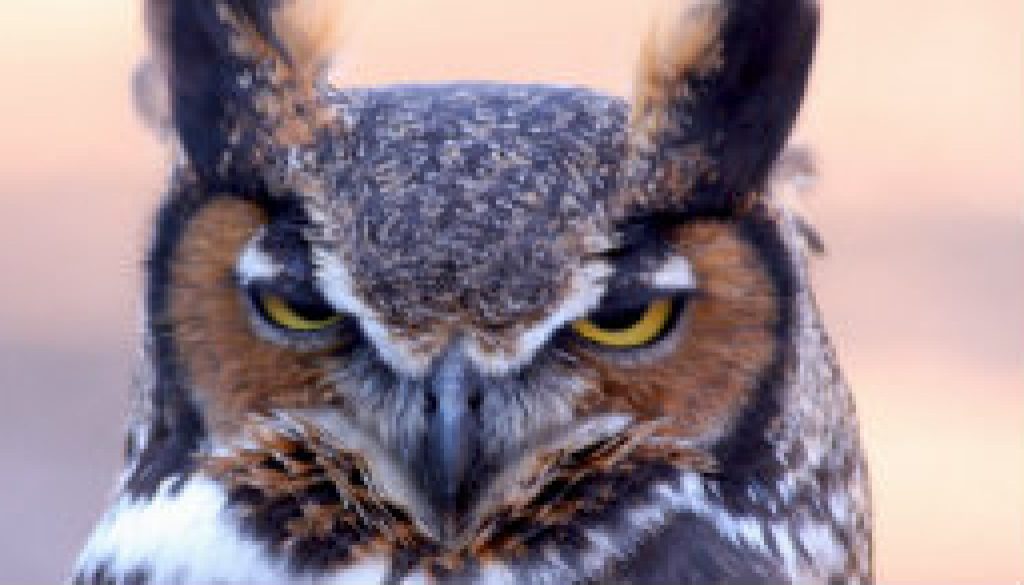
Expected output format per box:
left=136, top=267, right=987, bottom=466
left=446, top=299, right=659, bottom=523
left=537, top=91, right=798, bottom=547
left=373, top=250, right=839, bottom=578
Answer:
left=632, top=0, right=727, bottom=142
left=269, top=0, right=345, bottom=79
left=143, top=0, right=345, bottom=187
left=624, top=0, right=819, bottom=216
left=211, top=0, right=344, bottom=81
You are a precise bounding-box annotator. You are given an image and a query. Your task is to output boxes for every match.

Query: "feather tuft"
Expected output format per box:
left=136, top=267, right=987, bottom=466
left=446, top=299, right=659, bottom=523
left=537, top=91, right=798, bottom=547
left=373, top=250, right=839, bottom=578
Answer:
left=631, top=0, right=726, bottom=142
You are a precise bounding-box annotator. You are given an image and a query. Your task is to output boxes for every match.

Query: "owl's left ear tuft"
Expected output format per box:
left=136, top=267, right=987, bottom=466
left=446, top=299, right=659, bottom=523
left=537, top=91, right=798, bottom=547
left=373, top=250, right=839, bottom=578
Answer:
left=146, top=0, right=343, bottom=81
left=144, top=0, right=344, bottom=186
left=624, top=0, right=819, bottom=216
left=216, top=0, right=344, bottom=80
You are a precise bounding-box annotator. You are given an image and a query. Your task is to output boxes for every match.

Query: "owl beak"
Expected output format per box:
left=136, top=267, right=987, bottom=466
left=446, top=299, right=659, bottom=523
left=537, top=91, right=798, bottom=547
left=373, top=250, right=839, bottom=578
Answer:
left=420, top=348, right=482, bottom=543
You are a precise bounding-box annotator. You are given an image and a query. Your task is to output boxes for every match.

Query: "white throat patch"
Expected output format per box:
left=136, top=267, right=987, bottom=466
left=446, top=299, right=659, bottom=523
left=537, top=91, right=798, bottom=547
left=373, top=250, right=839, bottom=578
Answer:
left=72, top=476, right=391, bottom=585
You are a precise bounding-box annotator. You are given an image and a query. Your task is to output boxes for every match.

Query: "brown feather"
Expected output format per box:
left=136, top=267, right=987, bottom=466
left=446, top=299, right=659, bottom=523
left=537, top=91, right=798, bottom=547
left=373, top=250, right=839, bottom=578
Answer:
left=576, top=221, right=779, bottom=444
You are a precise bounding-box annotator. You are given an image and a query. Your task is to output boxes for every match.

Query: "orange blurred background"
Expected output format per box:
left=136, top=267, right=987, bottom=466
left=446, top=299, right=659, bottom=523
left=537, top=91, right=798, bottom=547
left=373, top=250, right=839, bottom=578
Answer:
left=1, top=0, right=1021, bottom=582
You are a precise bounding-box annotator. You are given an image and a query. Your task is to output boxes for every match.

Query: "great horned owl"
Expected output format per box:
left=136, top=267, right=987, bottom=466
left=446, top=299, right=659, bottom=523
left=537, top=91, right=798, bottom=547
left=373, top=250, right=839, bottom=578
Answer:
left=73, top=0, right=871, bottom=583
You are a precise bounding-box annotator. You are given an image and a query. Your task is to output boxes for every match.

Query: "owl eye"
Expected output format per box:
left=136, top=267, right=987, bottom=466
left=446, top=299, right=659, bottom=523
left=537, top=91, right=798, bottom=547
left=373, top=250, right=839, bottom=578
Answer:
left=571, top=297, right=681, bottom=348
left=258, top=292, right=342, bottom=332
left=243, top=284, right=357, bottom=351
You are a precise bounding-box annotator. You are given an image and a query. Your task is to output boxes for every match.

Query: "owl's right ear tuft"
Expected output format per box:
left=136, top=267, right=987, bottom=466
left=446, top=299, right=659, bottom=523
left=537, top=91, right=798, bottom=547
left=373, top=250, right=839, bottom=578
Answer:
left=144, top=0, right=344, bottom=188
left=622, top=0, right=819, bottom=217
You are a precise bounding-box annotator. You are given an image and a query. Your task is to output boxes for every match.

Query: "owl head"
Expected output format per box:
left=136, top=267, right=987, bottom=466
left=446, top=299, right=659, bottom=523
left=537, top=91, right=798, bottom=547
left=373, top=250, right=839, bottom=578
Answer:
left=94, top=0, right=868, bottom=582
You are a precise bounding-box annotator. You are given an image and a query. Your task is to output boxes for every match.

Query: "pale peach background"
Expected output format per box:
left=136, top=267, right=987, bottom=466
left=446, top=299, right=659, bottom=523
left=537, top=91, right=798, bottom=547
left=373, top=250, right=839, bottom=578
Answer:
left=1, top=0, right=1021, bottom=582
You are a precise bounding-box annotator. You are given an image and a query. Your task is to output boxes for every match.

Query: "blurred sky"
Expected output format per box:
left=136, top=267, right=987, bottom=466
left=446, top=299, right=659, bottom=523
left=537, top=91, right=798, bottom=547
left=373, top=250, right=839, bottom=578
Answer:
left=0, top=0, right=1022, bottom=582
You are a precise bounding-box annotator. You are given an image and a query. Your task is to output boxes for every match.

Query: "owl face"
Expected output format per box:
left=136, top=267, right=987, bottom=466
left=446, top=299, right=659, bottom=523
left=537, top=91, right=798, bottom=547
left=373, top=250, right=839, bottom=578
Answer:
left=163, top=144, right=790, bottom=538
left=158, top=74, right=797, bottom=541
left=77, top=0, right=872, bottom=583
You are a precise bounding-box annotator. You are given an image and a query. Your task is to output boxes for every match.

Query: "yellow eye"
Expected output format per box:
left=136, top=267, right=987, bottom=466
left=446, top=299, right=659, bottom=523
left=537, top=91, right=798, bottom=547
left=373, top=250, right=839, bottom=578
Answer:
left=571, top=298, right=675, bottom=348
left=260, top=294, right=341, bottom=331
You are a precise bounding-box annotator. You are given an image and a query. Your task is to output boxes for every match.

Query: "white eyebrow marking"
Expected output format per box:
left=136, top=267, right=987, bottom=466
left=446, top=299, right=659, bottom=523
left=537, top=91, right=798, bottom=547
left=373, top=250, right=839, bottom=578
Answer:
left=652, top=255, right=698, bottom=291
left=467, top=259, right=612, bottom=375
left=236, top=229, right=280, bottom=284
left=314, top=248, right=436, bottom=376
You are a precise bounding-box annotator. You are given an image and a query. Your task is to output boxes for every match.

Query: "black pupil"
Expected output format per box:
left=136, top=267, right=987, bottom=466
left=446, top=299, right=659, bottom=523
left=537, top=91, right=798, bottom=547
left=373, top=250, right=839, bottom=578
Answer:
left=588, top=303, right=654, bottom=331
left=281, top=296, right=337, bottom=321
left=252, top=286, right=337, bottom=322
